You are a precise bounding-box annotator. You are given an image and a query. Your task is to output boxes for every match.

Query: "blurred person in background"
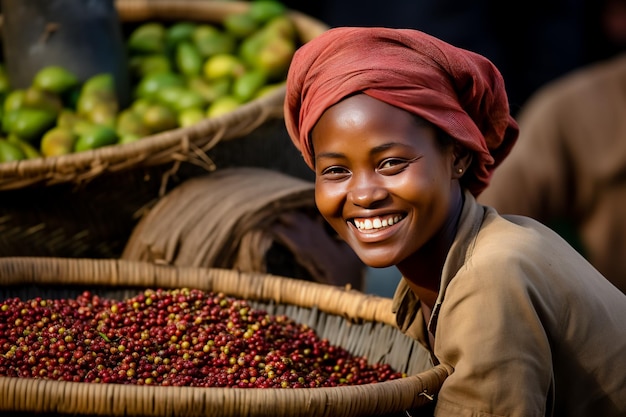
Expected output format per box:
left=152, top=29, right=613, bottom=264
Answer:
left=478, top=0, right=626, bottom=293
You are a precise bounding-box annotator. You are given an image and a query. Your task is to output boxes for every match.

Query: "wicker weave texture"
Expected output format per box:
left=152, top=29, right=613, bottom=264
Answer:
left=0, top=257, right=451, bottom=417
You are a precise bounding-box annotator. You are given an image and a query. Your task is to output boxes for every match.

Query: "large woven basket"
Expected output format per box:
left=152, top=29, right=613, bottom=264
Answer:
left=0, top=0, right=324, bottom=259
left=0, top=257, right=451, bottom=417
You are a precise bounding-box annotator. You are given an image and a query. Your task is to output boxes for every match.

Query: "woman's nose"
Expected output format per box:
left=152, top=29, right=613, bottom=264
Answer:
left=348, top=184, right=389, bottom=207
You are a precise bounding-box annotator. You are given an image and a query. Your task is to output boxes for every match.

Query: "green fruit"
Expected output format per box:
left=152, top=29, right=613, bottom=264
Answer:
left=191, top=24, right=221, bottom=42
left=4, top=89, right=26, bottom=112
left=254, top=81, right=285, bottom=98
left=76, top=90, right=117, bottom=117
left=232, top=70, right=268, bottom=102
left=2, top=109, right=19, bottom=133
left=135, top=72, right=185, bottom=100
left=187, top=77, right=230, bottom=103
left=175, top=41, right=203, bottom=77
left=202, top=54, right=246, bottom=80
left=178, top=107, right=205, bottom=127
left=240, top=30, right=295, bottom=80
left=116, top=109, right=150, bottom=137
left=40, top=126, right=77, bottom=157
left=239, top=29, right=267, bottom=65
left=118, top=133, right=141, bottom=144
left=141, top=104, right=178, bottom=133
left=155, top=86, right=206, bottom=113
left=3, top=108, right=56, bottom=142
left=8, top=134, right=41, bottom=159
left=130, top=97, right=153, bottom=115
left=263, top=15, right=297, bottom=41
left=74, top=125, right=118, bottom=152
left=33, top=65, right=79, bottom=94
left=23, top=87, right=63, bottom=115
left=75, top=92, right=100, bottom=116
left=71, top=119, right=96, bottom=137
left=192, top=25, right=236, bottom=57
left=153, top=85, right=186, bottom=108
left=173, top=90, right=207, bottom=112
left=248, top=1, right=287, bottom=23
left=0, top=138, right=26, bottom=162
left=127, top=22, right=166, bottom=54
left=82, top=73, right=115, bottom=94
left=86, top=102, right=117, bottom=127
left=166, top=21, right=197, bottom=49
left=223, top=13, right=260, bottom=38
left=206, top=96, right=241, bottom=118
left=56, top=109, right=84, bottom=131
left=129, top=54, right=172, bottom=79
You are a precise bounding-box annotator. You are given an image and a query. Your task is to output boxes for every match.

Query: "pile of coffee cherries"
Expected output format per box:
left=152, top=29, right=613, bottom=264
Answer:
left=0, top=288, right=405, bottom=387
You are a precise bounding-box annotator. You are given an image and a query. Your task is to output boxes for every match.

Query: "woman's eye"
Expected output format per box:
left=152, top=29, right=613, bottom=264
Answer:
left=378, top=158, right=409, bottom=174
left=320, top=165, right=349, bottom=177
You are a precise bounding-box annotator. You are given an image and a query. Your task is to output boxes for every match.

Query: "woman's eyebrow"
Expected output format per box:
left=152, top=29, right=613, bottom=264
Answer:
left=315, top=150, right=346, bottom=161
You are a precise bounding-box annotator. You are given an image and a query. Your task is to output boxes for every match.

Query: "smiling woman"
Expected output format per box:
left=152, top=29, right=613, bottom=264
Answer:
left=283, top=26, right=626, bottom=417
left=310, top=94, right=464, bottom=271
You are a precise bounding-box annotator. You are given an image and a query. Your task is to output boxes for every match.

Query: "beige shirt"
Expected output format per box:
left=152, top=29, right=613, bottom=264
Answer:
left=393, top=190, right=626, bottom=417
left=478, top=53, right=626, bottom=293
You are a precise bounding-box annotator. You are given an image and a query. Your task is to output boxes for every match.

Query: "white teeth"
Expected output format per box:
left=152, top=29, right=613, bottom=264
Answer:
left=354, top=215, right=402, bottom=230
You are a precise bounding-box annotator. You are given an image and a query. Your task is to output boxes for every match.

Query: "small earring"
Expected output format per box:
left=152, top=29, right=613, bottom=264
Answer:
left=457, top=168, right=464, bottom=174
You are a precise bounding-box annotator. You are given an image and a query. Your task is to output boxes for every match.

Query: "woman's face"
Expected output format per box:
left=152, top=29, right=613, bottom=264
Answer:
left=311, top=94, right=459, bottom=268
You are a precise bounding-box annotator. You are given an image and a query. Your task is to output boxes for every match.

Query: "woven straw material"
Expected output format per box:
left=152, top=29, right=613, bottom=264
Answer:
left=121, top=167, right=365, bottom=288
left=0, top=257, right=451, bottom=417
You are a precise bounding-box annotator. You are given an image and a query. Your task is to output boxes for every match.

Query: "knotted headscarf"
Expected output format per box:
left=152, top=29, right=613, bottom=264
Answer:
left=284, top=27, right=519, bottom=196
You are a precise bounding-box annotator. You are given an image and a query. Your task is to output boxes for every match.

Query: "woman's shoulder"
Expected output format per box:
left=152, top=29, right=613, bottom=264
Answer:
left=480, top=206, right=564, bottom=243
left=452, top=194, right=603, bottom=289
left=460, top=205, right=610, bottom=293
left=473, top=207, right=579, bottom=263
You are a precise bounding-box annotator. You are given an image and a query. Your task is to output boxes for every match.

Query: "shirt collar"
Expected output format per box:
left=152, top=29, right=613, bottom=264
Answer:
left=392, top=190, right=486, bottom=338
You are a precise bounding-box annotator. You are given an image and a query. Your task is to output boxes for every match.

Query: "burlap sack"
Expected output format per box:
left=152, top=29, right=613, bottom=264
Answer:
left=122, top=167, right=365, bottom=289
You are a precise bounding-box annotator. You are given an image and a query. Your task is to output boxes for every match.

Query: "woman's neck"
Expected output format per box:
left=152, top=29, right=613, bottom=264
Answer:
left=397, top=189, right=465, bottom=309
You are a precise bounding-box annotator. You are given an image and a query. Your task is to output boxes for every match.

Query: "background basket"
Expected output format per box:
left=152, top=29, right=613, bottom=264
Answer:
left=121, top=167, right=366, bottom=289
left=0, top=0, right=324, bottom=259
left=0, top=256, right=450, bottom=417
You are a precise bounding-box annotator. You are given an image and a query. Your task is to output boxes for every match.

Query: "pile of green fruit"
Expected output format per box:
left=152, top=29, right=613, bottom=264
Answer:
left=0, top=0, right=297, bottom=162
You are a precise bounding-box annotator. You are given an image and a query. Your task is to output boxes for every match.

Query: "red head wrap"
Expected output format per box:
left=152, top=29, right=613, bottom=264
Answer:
left=284, top=27, right=519, bottom=196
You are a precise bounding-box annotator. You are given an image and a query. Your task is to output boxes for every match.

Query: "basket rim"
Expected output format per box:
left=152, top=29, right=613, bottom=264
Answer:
left=0, top=256, right=395, bottom=325
left=0, top=0, right=329, bottom=191
left=0, top=366, right=451, bottom=417
left=0, top=256, right=452, bottom=417
left=0, top=90, right=285, bottom=189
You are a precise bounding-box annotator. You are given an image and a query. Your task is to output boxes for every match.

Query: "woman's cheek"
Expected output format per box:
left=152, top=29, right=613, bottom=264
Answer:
left=315, top=182, right=344, bottom=220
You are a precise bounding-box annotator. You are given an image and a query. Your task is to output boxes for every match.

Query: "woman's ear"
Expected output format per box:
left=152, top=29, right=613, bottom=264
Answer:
left=452, top=144, right=473, bottom=179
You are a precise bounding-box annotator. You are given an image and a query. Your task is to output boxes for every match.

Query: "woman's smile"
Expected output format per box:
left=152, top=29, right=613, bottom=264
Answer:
left=352, top=213, right=405, bottom=231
